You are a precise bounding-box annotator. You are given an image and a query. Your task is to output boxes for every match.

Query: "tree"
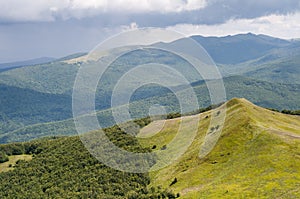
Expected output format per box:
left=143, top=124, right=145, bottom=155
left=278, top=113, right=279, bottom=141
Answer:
left=0, top=151, right=9, bottom=163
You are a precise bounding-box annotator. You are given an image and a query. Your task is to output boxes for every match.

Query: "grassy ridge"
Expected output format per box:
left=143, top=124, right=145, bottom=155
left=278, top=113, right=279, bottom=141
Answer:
left=138, top=98, right=300, bottom=198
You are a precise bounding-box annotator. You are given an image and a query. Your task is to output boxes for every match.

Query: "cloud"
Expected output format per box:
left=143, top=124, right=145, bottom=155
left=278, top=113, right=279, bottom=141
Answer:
left=121, top=22, right=139, bottom=31
left=168, top=12, right=300, bottom=39
left=1, top=0, right=299, bottom=25
left=0, top=0, right=65, bottom=22
left=0, top=0, right=207, bottom=22
left=68, top=0, right=207, bottom=13
left=128, top=0, right=300, bottom=27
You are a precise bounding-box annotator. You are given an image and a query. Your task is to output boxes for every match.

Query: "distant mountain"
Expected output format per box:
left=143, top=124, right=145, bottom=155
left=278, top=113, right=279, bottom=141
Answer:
left=154, top=33, right=300, bottom=84
left=55, top=52, right=87, bottom=62
left=0, top=33, right=299, bottom=143
left=1, top=33, right=296, bottom=93
left=218, top=41, right=300, bottom=84
left=0, top=83, right=72, bottom=134
left=190, top=33, right=292, bottom=64
left=1, top=75, right=299, bottom=143
left=0, top=57, right=56, bottom=72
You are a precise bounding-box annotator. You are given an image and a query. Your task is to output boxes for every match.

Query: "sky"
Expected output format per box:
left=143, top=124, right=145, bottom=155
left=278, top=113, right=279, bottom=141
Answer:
left=0, top=0, right=300, bottom=63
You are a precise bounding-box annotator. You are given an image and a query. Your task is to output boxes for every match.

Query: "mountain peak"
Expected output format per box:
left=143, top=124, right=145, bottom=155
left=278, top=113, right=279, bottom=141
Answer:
left=225, top=97, right=252, bottom=107
left=188, top=33, right=291, bottom=64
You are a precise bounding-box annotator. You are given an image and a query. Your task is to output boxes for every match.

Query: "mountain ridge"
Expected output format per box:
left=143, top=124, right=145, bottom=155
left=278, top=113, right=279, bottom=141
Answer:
left=0, top=33, right=299, bottom=144
left=0, top=57, right=56, bottom=72
left=138, top=98, right=300, bottom=198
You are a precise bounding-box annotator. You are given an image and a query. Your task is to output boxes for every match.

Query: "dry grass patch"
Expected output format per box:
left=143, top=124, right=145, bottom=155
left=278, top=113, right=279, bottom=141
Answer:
left=0, top=155, right=32, bottom=173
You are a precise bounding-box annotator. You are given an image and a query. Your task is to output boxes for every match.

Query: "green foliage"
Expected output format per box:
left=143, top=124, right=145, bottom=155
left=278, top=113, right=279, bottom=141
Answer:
left=0, top=126, right=176, bottom=198
left=281, top=109, right=300, bottom=115
left=167, top=112, right=181, bottom=119
left=133, top=117, right=152, bottom=128
left=0, top=83, right=72, bottom=134
left=1, top=75, right=300, bottom=144
left=0, top=143, right=25, bottom=155
left=268, top=108, right=300, bottom=115
left=0, top=151, right=8, bottom=163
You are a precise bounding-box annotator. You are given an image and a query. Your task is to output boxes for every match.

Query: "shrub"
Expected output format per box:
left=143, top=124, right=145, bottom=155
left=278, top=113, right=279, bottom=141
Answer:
left=0, top=151, right=9, bottom=163
left=167, top=113, right=181, bottom=119
left=170, top=178, right=178, bottom=186
left=161, top=145, right=167, bottom=150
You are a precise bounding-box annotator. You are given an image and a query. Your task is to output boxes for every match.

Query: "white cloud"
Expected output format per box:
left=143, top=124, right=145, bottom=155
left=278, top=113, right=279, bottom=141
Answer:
left=0, top=0, right=66, bottom=22
left=121, top=22, right=139, bottom=31
left=0, top=0, right=207, bottom=22
left=168, top=12, right=300, bottom=39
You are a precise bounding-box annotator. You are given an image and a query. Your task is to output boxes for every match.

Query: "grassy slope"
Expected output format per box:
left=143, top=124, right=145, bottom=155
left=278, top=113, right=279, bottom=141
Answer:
left=0, top=155, right=32, bottom=173
left=138, top=98, right=300, bottom=198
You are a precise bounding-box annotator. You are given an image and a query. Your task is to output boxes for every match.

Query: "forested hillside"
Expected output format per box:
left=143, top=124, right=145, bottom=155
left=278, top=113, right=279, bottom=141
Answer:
left=0, top=121, right=178, bottom=198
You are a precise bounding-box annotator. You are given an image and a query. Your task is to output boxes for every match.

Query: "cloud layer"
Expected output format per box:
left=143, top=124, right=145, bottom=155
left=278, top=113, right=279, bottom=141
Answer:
left=0, top=0, right=207, bottom=22
left=1, top=0, right=300, bottom=25
left=169, top=12, right=300, bottom=39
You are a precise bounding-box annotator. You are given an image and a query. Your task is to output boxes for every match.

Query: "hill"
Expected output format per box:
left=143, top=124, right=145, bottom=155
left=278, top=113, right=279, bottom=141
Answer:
left=188, top=33, right=291, bottom=64
left=138, top=98, right=300, bottom=198
left=1, top=76, right=299, bottom=144
left=0, top=83, right=72, bottom=132
left=0, top=33, right=299, bottom=143
left=0, top=57, right=56, bottom=72
left=219, top=42, right=300, bottom=84
left=1, top=33, right=298, bottom=94
left=0, top=123, right=177, bottom=198
left=0, top=98, right=299, bottom=198
left=158, top=33, right=300, bottom=84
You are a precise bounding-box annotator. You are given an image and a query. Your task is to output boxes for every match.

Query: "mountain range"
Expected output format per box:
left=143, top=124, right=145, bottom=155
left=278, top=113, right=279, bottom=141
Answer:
left=0, top=33, right=299, bottom=143
left=0, top=32, right=300, bottom=198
